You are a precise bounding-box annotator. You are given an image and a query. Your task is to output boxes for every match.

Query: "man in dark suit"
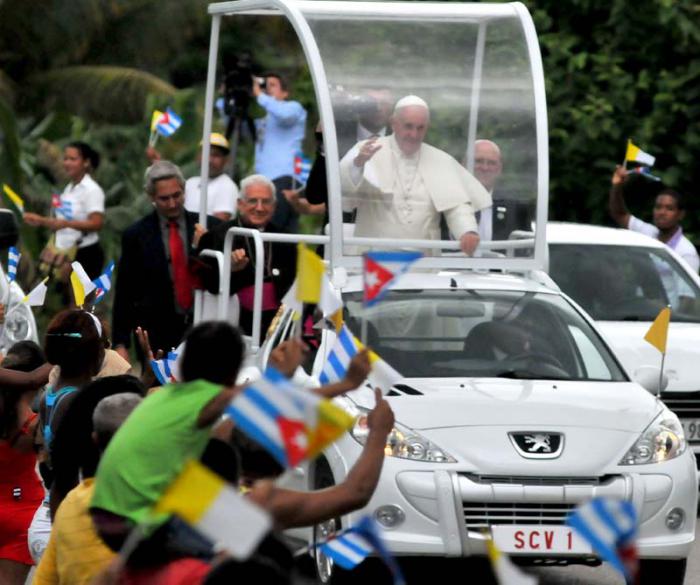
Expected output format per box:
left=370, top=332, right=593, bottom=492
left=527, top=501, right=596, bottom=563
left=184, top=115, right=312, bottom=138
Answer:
left=112, top=161, right=219, bottom=362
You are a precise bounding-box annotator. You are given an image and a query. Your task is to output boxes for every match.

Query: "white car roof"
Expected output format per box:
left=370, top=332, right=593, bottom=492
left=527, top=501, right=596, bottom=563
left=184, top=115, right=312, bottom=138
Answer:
left=547, top=222, right=666, bottom=249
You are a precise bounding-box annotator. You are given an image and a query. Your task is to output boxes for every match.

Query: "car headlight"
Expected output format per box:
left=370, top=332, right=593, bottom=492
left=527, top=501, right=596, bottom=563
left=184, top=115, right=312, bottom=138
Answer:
left=4, top=303, right=32, bottom=343
left=351, top=408, right=456, bottom=463
left=620, top=410, right=686, bottom=465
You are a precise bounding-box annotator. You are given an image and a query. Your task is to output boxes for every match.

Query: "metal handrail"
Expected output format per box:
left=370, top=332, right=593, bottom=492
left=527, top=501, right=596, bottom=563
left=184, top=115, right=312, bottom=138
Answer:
left=197, top=249, right=226, bottom=321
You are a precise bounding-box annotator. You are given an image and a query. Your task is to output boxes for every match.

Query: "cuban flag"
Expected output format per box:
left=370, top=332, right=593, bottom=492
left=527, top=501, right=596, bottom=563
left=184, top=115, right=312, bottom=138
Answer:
left=319, top=324, right=359, bottom=385
left=156, top=107, right=183, bottom=137
left=363, top=251, right=422, bottom=306
left=566, top=498, right=638, bottom=583
left=226, top=367, right=353, bottom=468
left=51, top=193, right=61, bottom=208
left=7, top=246, right=20, bottom=283
left=319, top=516, right=405, bottom=584
left=293, top=152, right=312, bottom=184
left=93, top=288, right=106, bottom=305
left=57, top=200, right=74, bottom=220
left=628, top=166, right=661, bottom=182
left=92, top=261, right=115, bottom=293
left=150, top=349, right=179, bottom=386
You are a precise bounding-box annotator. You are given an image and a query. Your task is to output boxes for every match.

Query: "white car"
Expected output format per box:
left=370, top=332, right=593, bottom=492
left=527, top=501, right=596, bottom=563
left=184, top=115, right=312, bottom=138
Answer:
left=257, top=270, right=697, bottom=584
left=548, top=223, right=700, bottom=469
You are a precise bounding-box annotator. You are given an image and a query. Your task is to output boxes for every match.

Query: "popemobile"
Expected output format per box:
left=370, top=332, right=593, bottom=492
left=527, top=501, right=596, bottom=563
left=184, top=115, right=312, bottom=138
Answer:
left=194, top=2, right=697, bottom=583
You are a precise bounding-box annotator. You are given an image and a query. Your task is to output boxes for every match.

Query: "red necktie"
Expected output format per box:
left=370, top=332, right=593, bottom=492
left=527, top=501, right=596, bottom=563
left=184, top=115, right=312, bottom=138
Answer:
left=169, top=220, right=193, bottom=310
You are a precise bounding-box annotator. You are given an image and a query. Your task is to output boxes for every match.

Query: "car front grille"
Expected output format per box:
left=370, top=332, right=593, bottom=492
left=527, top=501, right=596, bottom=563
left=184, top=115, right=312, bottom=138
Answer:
left=460, top=473, right=608, bottom=487
left=463, top=502, right=576, bottom=531
left=660, top=391, right=700, bottom=418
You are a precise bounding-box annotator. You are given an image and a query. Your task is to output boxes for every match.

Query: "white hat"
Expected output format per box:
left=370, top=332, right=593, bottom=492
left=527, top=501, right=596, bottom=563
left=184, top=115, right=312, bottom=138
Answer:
left=393, top=95, right=429, bottom=113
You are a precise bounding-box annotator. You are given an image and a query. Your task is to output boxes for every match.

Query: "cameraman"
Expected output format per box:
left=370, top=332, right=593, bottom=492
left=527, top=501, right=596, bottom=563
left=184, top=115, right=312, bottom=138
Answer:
left=253, top=74, right=307, bottom=232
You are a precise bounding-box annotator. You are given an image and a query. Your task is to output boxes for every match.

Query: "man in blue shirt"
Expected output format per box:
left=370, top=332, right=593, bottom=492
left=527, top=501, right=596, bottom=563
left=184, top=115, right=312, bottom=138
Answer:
left=253, top=74, right=307, bottom=232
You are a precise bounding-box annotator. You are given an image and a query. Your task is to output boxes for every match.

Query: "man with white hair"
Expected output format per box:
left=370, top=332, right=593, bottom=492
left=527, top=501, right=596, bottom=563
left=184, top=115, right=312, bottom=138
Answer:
left=340, top=95, right=491, bottom=255
left=197, top=174, right=297, bottom=336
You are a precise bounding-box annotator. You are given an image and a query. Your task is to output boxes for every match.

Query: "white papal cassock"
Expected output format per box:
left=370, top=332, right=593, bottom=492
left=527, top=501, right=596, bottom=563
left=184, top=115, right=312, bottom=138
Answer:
left=340, top=135, right=491, bottom=245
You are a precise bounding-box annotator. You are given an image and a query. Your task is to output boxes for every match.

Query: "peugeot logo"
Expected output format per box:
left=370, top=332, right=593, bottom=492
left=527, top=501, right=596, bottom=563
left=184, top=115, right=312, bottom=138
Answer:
left=509, top=432, right=564, bottom=459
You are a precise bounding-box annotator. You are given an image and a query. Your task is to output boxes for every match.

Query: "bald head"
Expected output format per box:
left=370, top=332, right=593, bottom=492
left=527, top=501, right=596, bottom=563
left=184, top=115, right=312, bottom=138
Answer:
left=392, top=96, right=430, bottom=156
left=473, top=139, right=502, bottom=191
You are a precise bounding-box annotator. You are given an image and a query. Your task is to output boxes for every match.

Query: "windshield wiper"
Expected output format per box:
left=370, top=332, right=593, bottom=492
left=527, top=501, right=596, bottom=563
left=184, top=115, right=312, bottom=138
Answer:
left=494, top=369, right=565, bottom=381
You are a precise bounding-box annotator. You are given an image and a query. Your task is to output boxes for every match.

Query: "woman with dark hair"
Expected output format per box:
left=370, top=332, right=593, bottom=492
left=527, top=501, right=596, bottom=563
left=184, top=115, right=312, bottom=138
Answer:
left=28, top=309, right=106, bottom=564
left=0, top=341, right=49, bottom=585
left=24, top=141, right=106, bottom=279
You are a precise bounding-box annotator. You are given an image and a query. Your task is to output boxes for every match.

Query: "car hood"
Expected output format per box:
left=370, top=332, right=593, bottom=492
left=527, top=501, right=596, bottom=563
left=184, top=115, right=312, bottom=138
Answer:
left=597, top=321, right=700, bottom=392
left=352, top=379, right=661, bottom=433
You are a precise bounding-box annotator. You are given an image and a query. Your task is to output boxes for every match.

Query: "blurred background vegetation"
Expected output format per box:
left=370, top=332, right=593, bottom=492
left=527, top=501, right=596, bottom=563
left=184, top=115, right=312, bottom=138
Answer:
left=0, top=0, right=698, bottom=334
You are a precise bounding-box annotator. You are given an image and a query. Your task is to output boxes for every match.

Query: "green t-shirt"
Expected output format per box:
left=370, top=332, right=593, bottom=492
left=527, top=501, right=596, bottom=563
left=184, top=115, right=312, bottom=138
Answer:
left=91, top=379, right=222, bottom=524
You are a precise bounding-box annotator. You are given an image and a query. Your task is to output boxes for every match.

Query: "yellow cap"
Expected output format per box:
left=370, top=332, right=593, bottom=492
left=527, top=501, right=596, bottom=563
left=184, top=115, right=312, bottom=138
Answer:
left=204, top=132, right=230, bottom=152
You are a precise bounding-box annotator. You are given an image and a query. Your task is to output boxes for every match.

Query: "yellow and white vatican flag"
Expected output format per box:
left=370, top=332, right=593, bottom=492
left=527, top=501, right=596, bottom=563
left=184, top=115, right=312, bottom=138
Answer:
left=486, top=537, right=538, bottom=585
left=70, top=261, right=96, bottom=307
left=23, top=277, right=49, bottom=306
left=153, top=460, right=271, bottom=559
left=625, top=140, right=655, bottom=167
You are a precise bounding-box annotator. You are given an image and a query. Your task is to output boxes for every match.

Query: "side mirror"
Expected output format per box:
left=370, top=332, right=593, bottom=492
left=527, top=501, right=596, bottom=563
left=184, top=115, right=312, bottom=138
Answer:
left=634, top=365, right=668, bottom=396
left=0, top=209, right=19, bottom=250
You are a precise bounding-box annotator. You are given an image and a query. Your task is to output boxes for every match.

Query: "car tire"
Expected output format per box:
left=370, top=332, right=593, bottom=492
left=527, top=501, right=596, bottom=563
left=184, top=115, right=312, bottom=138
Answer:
left=639, top=558, right=687, bottom=585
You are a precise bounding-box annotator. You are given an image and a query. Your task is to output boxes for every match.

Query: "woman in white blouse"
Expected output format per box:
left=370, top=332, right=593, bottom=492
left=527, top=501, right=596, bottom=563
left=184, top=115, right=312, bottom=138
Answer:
left=24, top=142, right=106, bottom=279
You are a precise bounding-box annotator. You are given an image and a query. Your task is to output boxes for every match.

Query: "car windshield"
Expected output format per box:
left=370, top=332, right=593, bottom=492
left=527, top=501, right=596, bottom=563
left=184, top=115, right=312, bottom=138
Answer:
left=343, top=289, right=626, bottom=381
left=550, top=244, right=700, bottom=323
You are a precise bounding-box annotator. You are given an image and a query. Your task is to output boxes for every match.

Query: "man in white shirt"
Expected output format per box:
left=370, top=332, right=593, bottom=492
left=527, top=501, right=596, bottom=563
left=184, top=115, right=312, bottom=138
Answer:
left=184, top=133, right=239, bottom=221
left=609, top=165, right=699, bottom=272
left=340, top=95, right=491, bottom=255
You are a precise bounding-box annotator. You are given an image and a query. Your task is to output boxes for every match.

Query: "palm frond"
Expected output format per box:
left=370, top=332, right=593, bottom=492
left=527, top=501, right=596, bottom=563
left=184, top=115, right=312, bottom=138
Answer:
left=31, top=65, right=176, bottom=123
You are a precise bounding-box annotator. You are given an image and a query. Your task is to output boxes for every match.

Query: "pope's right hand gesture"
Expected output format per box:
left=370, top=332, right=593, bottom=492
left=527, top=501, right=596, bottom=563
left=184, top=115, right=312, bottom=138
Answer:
left=353, top=136, right=382, bottom=168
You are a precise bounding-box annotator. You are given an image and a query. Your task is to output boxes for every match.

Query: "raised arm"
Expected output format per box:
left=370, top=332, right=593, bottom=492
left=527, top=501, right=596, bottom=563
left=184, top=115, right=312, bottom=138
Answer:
left=609, top=166, right=631, bottom=228
left=0, top=362, right=52, bottom=390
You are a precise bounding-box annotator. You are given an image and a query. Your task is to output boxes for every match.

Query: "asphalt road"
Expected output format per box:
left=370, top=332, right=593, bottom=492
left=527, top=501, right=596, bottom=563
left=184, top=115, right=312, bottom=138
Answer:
left=293, top=521, right=700, bottom=584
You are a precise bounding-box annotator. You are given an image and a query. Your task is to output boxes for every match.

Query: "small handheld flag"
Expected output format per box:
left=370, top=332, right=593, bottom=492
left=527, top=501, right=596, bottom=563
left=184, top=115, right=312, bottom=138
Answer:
left=226, top=367, right=354, bottom=468
left=155, top=107, right=183, bottom=138
left=55, top=199, right=74, bottom=220
left=70, top=261, right=97, bottom=308
left=567, top=498, right=638, bottom=583
left=293, top=152, right=312, bottom=184
left=319, top=516, right=405, bottom=585
left=92, top=261, right=115, bottom=293
left=296, top=243, right=325, bottom=304
left=644, top=306, right=670, bottom=354
left=51, top=194, right=61, bottom=208
left=625, top=140, right=655, bottom=167
left=2, top=184, right=25, bottom=213
left=150, top=349, right=179, bottom=386
left=23, top=277, right=49, bottom=306
left=153, top=460, right=271, bottom=559
left=486, top=537, right=537, bottom=585
left=627, top=166, right=661, bottom=182
left=7, top=247, right=20, bottom=283
left=363, top=251, right=422, bottom=306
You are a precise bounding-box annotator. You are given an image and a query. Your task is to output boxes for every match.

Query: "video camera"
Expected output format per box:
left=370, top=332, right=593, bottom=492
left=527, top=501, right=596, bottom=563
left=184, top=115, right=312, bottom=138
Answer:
left=221, top=54, right=265, bottom=119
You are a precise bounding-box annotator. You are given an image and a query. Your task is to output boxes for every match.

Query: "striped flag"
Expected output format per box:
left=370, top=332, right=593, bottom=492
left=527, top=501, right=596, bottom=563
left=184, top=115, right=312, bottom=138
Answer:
left=486, top=537, right=537, bottom=585
left=2, top=184, right=25, bottom=213
left=627, top=165, right=661, bottom=182
left=293, top=152, right=312, bottom=184
left=153, top=459, right=271, bottom=559
left=320, top=324, right=403, bottom=393
left=225, top=367, right=354, bottom=468
left=363, top=251, right=422, bottom=307
left=150, top=349, right=179, bottom=385
left=155, top=107, right=183, bottom=137
left=7, top=246, right=20, bottom=283
left=566, top=498, right=638, bottom=583
left=625, top=140, right=655, bottom=167
left=55, top=199, right=74, bottom=220
left=23, top=277, right=49, bottom=306
left=92, top=261, right=115, bottom=293
left=70, top=261, right=96, bottom=308
left=319, top=516, right=405, bottom=585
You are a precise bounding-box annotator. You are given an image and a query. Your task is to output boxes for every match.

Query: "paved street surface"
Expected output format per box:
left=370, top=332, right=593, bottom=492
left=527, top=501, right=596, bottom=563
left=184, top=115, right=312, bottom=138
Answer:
left=293, top=520, right=700, bottom=584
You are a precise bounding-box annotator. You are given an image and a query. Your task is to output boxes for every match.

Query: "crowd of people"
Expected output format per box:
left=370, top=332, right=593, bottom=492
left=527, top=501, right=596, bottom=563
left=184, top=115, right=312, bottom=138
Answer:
left=1, top=70, right=698, bottom=585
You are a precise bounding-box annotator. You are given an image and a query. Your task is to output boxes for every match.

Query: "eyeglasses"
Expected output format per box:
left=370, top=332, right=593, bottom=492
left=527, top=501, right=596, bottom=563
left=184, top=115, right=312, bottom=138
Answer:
left=474, top=158, right=500, bottom=167
left=243, top=198, right=274, bottom=207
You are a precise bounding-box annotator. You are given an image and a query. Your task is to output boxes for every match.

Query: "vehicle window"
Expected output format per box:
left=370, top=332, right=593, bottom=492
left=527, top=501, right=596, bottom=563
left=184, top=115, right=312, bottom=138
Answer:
left=344, top=289, right=626, bottom=381
left=550, top=244, right=700, bottom=323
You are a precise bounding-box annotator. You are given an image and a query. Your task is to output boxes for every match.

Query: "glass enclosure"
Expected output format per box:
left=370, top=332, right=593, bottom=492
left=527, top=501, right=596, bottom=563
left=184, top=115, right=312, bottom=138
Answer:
left=204, top=1, right=547, bottom=271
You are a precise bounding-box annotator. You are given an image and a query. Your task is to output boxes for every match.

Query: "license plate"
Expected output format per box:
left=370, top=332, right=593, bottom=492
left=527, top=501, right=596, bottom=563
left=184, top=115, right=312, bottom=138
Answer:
left=491, top=525, right=591, bottom=554
left=681, top=419, right=700, bottom=442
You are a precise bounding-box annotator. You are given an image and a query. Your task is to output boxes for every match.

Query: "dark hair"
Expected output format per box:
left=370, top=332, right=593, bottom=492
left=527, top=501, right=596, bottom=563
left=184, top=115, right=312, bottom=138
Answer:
left=656, top=188, right=685, bottom=211
left=180, top=321, right=244, bottom=385
left=50, top=375, right=146, bottom=508
left=44, top=310, right=105, bottom=379
left=265, top=72, right=289, bottom=92
left=0, top=341, right=47, bottom=439
left=66, top=141, right=100, bottom=171
left=231, top=427, right=284, bottom=481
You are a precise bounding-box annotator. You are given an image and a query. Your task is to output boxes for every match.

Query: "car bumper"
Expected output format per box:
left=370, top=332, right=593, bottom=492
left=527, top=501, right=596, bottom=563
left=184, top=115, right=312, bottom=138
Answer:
left=331, top=445, right=697, bottom=561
